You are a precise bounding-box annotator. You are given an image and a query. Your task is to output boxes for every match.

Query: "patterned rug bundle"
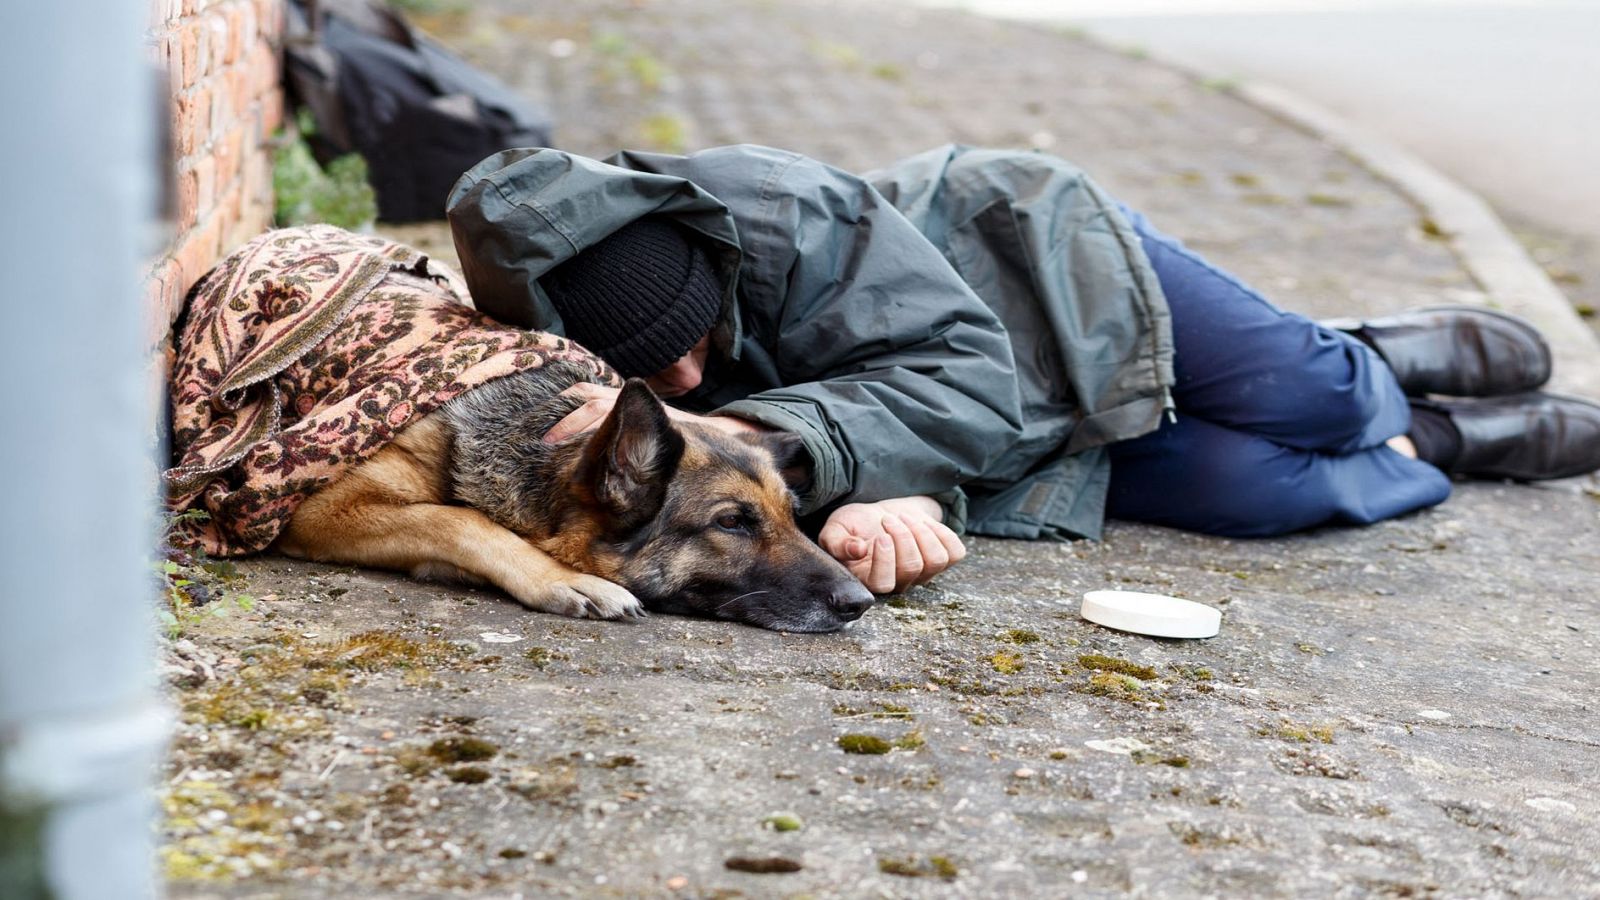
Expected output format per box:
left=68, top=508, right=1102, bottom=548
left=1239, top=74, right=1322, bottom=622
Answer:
left=164, top=225, right=616, bottom=555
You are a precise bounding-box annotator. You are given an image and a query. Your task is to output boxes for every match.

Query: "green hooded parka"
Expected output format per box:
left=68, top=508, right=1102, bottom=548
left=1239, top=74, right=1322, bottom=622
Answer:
left=446, top=143, right=1173, bottom=540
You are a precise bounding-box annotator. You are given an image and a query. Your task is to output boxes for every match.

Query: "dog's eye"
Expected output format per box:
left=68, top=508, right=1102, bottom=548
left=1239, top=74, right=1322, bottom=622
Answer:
left=714, top=513, right=748, bottom=533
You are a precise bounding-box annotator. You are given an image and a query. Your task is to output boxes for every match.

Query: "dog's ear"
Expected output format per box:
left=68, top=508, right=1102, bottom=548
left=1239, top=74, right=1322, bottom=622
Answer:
left=584, top=379, right=686, bottom=533
left=739, top=429, right=813, bottom=495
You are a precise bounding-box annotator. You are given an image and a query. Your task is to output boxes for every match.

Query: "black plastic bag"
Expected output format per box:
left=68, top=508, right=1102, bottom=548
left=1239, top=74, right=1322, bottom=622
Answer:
left=283, top=0, right=554, bottom=222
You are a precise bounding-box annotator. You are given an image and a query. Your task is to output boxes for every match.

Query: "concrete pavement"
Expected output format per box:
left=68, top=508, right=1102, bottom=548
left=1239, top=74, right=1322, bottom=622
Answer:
left=931, top=0, right=1600, bottom=356
left=162, top=1, right=1600, bottom=896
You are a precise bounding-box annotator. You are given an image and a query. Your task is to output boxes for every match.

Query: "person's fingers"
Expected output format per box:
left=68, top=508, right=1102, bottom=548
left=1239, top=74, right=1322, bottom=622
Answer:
left=817, top=521, right=848, bottom=555
left=931, top=521, right=967, bottom=565
left=558, top=382, right=612, bottom=400
left=881, top=514, right=924, bottom=592
left=845, top=556, right=874, bottom=587
left=865, top=534, right=896, bottom=594
left=542, top=400, right=608, bottom=444
left=818, top=522, right=872, bottom=563
left=905, top=517, right=950, bottom=584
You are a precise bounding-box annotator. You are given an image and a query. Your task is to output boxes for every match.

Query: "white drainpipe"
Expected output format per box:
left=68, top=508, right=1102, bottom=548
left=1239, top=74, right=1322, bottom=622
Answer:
left=0, top=1, right=170, bottom=897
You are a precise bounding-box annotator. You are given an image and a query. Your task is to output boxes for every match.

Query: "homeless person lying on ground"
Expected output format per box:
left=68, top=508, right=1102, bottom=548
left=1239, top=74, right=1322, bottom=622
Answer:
left=444, top=143, right=1600, bottom=593
left=163, top=224, right=878, bottom=632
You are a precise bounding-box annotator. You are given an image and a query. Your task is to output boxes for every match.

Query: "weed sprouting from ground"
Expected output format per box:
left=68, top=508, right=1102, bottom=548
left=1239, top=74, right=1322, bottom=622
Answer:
left=638, top=114, right=688, bottom=153
left=838, top=733, right=892, bottom=755
left=878, top=855, right=959, bottom=879
left=273, top=109, right=377, bottom=231
left=990, top=651, right=1025, bottom=674
left=1077, top=654, right=1159, bottom=681
left=155, top=510, right=256, bottom=638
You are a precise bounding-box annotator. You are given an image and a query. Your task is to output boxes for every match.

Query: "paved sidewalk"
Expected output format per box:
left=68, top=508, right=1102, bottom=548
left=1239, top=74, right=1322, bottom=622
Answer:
left=165, top=1, right=1600, bottom=896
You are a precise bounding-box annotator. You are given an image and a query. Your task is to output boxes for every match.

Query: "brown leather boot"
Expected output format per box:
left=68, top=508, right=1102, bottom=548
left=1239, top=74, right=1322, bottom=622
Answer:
left=1327, top=305, right=1551, bottom=397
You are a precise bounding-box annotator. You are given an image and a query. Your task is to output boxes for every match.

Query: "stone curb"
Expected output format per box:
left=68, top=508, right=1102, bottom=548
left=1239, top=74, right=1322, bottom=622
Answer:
left=1074, top=32, right=1600, bottom=397
left=1232, top=79, right=1600, bottom=396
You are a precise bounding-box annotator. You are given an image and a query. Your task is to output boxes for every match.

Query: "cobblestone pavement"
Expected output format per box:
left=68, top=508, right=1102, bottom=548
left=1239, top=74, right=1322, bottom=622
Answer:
left=164, top=1, right=1600, bottom=897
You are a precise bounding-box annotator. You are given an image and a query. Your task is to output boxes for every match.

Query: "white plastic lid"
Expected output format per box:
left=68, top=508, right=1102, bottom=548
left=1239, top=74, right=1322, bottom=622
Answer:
left=1080, top=590, right=1221, bottom=639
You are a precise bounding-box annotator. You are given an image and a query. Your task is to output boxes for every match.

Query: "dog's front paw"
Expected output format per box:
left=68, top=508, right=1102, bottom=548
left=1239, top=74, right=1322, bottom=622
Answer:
left=569, top=575, right=647, bottom=620
left=529, top=574, right=646, bottom=621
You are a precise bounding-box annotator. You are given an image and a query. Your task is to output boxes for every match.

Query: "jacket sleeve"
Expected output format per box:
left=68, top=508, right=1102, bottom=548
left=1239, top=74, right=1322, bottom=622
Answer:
left=711, top=156, right=1025, bottom=524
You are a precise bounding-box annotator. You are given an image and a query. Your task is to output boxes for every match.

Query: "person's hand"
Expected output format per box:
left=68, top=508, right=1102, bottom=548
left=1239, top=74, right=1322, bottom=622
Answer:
left=542, top=383, right=763, bottom=443
left=818, top=496, right=966, bottom=595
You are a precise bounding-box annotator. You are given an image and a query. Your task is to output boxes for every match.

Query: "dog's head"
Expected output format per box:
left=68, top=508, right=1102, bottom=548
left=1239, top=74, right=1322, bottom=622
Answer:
left=568, top=379, right=875, bottom=632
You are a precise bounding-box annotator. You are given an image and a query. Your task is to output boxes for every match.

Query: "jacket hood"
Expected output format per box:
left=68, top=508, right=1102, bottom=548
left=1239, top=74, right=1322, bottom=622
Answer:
left=445, top=147, right=745, bottom=358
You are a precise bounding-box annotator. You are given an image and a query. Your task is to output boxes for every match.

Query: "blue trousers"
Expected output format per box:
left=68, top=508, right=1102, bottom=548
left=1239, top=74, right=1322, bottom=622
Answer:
left=1106, top=209, right=1452, bottom=537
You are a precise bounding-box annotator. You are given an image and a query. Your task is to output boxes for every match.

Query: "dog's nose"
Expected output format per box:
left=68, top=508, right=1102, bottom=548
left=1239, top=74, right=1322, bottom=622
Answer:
left=829, top=583, right=875, bottom=621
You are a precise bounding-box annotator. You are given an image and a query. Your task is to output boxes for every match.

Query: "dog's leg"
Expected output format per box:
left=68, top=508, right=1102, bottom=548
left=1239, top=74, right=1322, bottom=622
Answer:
left=277, top=416, right=641, bottom=620
left=280, top=498, right=644, bottom=621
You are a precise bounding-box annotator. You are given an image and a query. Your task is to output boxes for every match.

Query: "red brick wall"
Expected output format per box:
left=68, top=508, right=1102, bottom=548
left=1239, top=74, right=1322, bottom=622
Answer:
left=146, top=0, right=285, bottom=358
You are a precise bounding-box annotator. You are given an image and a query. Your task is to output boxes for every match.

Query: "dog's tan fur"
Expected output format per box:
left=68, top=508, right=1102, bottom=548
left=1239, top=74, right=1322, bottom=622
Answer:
left=277, top=415, right=639, bottom=619
left=273, top=372, right=874, bottom=631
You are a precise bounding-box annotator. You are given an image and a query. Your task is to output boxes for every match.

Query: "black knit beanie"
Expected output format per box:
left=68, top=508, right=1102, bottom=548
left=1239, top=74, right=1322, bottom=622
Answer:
left=539, top=217, right=722, bottom=378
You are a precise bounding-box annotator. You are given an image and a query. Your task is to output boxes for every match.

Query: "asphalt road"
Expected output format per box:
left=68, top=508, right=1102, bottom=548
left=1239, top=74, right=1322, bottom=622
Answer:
left=937, top=0, right=1600, bottom=246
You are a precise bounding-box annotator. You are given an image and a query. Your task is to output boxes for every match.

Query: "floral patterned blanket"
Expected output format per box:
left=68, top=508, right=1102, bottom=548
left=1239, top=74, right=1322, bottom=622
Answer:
left=164, top=225, right=617, bottom=556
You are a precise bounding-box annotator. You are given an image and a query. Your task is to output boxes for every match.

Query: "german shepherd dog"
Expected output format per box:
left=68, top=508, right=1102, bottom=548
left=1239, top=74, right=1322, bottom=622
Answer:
left=275, top=362, right=876, bottom=632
